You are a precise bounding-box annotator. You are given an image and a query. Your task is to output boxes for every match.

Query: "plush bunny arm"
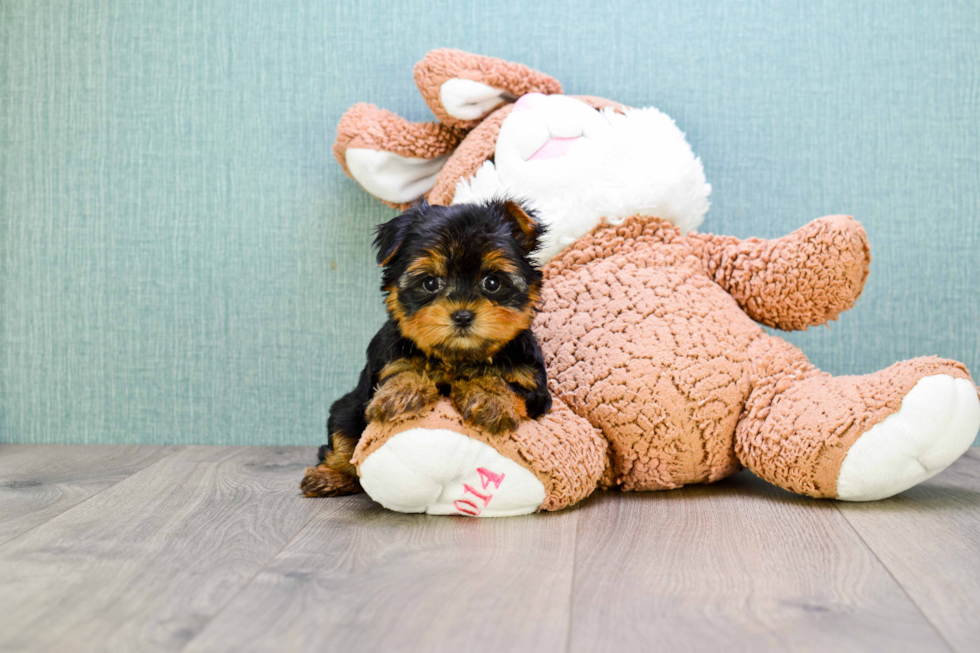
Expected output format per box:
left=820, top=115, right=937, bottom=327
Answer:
left=414, top=48, right=563, bottom=129
left=333, top=103, right=466, bottom=208
left=688, top=215, right=871, bottom=331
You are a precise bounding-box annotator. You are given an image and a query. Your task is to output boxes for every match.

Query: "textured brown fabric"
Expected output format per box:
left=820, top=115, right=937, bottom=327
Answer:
left=538, top=217, right=760, bottom=490
left=536, top=214, right=976, bottom=497
left=737, top=348, right=974, bottom=497
left=688, top=215, right=871, bottom=331
left=352, top=397, right=607, bottom=512
left=413, top=48, right=563, bottom=129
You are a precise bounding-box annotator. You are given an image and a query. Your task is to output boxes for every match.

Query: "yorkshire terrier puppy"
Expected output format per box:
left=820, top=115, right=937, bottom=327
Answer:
left=301, top=198, right=552, bottom=497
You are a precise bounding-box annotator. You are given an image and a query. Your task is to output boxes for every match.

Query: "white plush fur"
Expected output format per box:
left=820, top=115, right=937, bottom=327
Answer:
left=453, top=95, right=711, bottom=262
left=836, top=375, right=980, bottom=501
left=359, top=428, right=546, bottom=517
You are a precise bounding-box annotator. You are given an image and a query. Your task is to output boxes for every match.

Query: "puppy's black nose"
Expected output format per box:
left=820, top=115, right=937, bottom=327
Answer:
left=452, top=310, right=474, bottom=328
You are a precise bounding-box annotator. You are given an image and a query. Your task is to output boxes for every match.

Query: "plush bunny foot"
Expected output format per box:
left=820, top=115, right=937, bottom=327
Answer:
left=737, top=346, right=979, bottom=499
left=359, top=427, right=547, bottom=517
left=836, top=374, right=980, bottom=501
left=351, top=398, right=607, bottom=517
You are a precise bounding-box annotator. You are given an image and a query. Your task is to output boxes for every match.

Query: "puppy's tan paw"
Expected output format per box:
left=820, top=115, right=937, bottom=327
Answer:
left=365, top=391, right=430, bottom=423
left=452, top=379, right=527, bottom=435
left=366, top=373, right=438, bottom=423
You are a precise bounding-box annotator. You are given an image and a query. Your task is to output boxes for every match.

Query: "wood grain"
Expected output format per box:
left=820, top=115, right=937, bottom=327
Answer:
left=837, top=449, right=980, bottom=653
left=568, top=471, right=951, bottom=653
left=181, top=495, right=580, bottom=653
left=0, top=446, right=325, bottom=653
left=2, top=446, right=978, bottom=653
left=0, top=444, right=177, bottom=546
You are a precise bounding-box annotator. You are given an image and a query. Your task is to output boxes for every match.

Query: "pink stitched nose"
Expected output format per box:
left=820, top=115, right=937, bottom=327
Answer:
left=513, top=92, right=547, bottom=112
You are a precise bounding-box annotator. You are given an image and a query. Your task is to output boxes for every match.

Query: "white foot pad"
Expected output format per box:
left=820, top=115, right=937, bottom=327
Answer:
left=837, top=375, right=980, bottom=501
left=358, top=428, right=546, bottom=517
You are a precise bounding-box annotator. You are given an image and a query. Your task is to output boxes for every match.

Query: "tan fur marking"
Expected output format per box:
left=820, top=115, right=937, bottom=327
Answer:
left=451, top=375, right=528, bottom=434
left=503, top=200, right=539, bottom=243
left=481, top=249, right=519, bottom=275
left=384, top=287, right=407, bottom=324
left=366, top=369, right=440, bottom=423
left=526, top=286, right=541, bottom=309
left=300, top=434, right=362, bottom=497
left=380, top=357, right=429, bottom=381
left=406, top=251, right=448, bottom=278
left=398, top=300, right=458, bottom=357
left=467, top=298, right=534, bottom=354
left=394, top=293, right=533, bottom=361
left=502, top=365, right=537, bottom=389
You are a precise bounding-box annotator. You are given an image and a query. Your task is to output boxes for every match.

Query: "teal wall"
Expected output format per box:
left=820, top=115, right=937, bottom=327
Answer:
left=1, top=0, right=978, bottom=445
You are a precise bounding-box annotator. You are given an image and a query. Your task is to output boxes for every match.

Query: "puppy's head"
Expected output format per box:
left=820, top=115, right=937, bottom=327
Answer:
left=375, top=198, right=545, bottom=361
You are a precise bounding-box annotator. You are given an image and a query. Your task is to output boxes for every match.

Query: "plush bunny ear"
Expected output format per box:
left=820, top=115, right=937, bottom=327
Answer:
left=414, top=49, right=563, bottom=129
left=334, top=104, right=465, bottom=208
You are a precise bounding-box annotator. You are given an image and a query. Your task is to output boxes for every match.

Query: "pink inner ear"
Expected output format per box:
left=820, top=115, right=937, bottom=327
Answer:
left=513, top=92, right=547, bottom=112
left=529, top=137, right=580, bottom=161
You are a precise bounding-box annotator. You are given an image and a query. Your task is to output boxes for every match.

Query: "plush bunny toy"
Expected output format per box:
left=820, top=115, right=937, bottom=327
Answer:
left=314, top=48, right=980, bottom=517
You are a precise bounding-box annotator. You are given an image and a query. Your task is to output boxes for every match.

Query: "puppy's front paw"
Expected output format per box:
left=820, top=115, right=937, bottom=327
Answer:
left=452, top=379, right=527, bottom=435
left=366, top=372, right=438, bottom=423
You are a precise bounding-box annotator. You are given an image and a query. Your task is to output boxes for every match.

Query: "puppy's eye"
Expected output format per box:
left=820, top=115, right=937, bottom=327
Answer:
left=421, top=277, right=441, bottom=293
left=482, top=275, right=501, bottom=293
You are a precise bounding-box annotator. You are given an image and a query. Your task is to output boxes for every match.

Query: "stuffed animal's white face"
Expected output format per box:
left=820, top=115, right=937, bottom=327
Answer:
left=453, top=94, right=712, bottom=262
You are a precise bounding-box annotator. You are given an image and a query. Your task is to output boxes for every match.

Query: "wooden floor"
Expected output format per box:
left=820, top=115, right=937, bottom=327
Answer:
left=0, top=446, right=978, bottom=653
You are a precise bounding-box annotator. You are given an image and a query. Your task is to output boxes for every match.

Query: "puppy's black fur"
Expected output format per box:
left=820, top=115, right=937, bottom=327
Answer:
left=302, top=199, right=551, bottom=497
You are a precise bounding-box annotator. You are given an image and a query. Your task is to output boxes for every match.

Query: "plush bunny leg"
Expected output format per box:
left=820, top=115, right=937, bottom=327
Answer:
left=351, top=397, right=607, bottom=516
left=413, top=48, right=563, bottom=128
left=737, top=336, right=980, bottom=500
left=689, top=215, right=870, bottom=331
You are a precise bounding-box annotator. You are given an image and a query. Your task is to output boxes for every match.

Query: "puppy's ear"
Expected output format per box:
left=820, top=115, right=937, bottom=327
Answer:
left=501, top=199, right=544, bottom=253
left=374, top=202, right=424, bottom=266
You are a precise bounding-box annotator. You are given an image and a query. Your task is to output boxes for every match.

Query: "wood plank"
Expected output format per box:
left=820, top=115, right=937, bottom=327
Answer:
left=569, top=471, right=951, bottom=653
left=0, top=446, right=326, bottom=653
left=181, top=496, right=579, bottom=653
left=837, top=449, right=980, bottom=653
left=0, top=444, right=178, bottom=545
